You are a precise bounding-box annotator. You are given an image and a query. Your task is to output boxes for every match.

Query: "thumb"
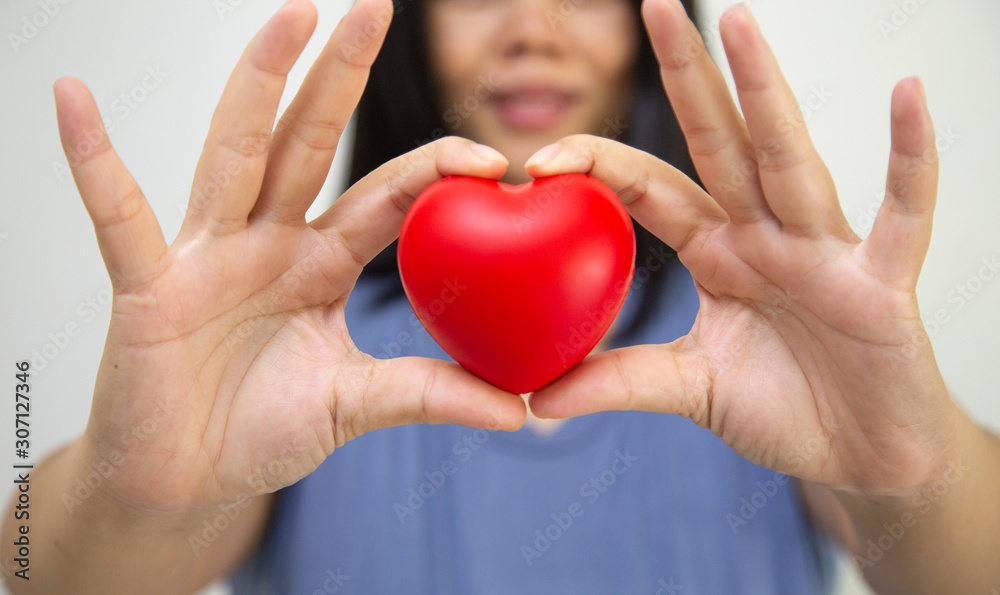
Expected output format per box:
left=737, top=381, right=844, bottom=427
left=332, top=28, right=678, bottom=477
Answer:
left=309, top=136, right=509, bottom=266
left=351, top=356, right=527, bottom=434
left=529, top=343, right=708, bottom=423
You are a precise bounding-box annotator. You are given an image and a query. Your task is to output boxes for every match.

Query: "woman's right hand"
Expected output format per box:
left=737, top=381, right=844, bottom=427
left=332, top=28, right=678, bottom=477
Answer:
left=55, top=0, right=525, bottom=518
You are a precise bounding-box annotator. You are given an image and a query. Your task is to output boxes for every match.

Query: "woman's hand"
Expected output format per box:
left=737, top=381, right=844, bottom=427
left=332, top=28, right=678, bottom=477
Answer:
left=526, top=1, right=970, bottom=495
left=56, top=0, right=524, bottom=516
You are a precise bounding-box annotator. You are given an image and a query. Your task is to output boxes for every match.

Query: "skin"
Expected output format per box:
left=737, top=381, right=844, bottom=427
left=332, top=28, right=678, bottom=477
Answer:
left=426, top=0, right=639, bottom=434
left=3, top=0, right=998, bottom=593
left=425, top=0, right=638, bottom=183
left=527, top=3, right=1000, bottom=592
left=1, top=1, right=524, bottom=592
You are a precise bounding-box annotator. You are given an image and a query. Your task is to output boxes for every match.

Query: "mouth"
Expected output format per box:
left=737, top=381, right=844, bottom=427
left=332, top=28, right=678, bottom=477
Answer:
left=492, top=87, right=575, bottom=131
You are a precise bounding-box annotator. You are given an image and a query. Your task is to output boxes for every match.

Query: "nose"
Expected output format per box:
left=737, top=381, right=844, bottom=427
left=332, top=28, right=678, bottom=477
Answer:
left=496, top=0, right=570, bottom=60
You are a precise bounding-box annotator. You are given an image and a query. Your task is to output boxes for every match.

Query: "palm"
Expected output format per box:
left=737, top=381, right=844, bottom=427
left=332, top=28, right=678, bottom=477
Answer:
left=87, top=226, right=350, bottom=510
left=679, top=222, right=947, bottom=490
left=58, top=0, right=522, bottom=515
left=529, top=2, right=959, bottom=494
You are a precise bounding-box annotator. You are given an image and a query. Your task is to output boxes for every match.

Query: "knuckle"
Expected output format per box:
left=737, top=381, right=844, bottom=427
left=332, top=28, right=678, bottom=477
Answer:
left=96, top=184, right=147, bottom=228
left=215, top=128, right=271, bottom=160
left=281, top=111, right=345, bottom=153
left=683, top=125, right=737, bottom=158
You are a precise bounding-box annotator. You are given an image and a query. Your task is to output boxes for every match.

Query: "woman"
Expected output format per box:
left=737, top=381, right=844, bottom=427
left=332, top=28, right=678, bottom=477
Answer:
left=234, top=3, right=831, bottom=591
left=353, top=0, right=698, bottom=353
left=6, top=0, right=999, bottom=593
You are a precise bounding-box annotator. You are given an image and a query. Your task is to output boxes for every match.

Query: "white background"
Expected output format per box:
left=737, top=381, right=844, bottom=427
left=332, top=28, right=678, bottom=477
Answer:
left=1, top=0, right=998, bottom=593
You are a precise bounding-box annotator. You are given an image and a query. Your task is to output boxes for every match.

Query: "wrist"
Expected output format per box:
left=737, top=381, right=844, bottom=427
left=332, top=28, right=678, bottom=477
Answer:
left=3, top=438, right=208, bottom=595
left=829, top=413, right=1000, bottom=592
left=837, top=405, right=978, bottom=503
left=828, top=410, right=995, bottom=556
left=63, top=435, right=211, bottom=532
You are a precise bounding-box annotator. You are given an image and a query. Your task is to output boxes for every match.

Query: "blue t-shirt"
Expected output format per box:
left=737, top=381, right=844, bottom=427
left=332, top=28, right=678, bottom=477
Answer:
left=231, top=259, right=836, bottom=594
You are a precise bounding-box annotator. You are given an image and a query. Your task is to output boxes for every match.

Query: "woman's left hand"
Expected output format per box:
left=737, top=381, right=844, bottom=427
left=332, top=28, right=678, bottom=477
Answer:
left=525, top=0, right=972, bottom=495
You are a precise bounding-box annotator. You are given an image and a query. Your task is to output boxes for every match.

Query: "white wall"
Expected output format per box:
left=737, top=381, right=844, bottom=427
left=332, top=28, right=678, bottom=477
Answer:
left=0, top=1, right=997, bottom=593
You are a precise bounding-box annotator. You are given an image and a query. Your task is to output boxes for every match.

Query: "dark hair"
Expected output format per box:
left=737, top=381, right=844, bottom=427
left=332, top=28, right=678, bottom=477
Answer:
left=348, top=0, right=701, bottom=344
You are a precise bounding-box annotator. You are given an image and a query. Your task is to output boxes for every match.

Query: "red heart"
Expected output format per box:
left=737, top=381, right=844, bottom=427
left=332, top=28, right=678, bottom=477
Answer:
left=397, top=173, right=635, bottom=394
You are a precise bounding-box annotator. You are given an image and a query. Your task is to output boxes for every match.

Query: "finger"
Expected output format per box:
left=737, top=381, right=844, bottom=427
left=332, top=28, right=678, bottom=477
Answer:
left=528, top=344, right=706, bottom=423
left=54, top=78, right=167, bottom=290
left=182, top=0, right=318, bottom=235
left=719, top=5, right=847, bottom=237
left=524, top=134, right=727, bottom=251
left=252, top=0, right=393, bottom=224
left=641, top=0, right=770, bottom=223
left=358, top=357, right=526, bottom=433
left=309, top=137, right=508, bottom=265
left=866, top=78, right=938, bottom=288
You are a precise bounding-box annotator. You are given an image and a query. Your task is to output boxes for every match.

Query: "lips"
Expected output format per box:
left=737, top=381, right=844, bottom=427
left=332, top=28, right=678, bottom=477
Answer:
left=492, top=87, right=575, bottom=130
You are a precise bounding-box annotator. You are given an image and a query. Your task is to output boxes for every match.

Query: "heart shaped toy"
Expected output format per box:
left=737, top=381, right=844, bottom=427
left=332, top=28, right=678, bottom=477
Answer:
left=397, top=173, right=635, bottom=394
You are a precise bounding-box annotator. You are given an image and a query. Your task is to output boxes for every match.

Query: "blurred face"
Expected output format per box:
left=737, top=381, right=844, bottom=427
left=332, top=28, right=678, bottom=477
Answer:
left=426, top=0, right=639, bottom=183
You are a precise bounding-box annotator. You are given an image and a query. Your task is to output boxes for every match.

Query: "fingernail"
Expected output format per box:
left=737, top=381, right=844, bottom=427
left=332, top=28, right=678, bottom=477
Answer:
left=722, top=2, right=750, bottom=23
left=470, top=142, right=507, bottom=165
left=525, top=143, right=562, bottom=169
left=912, top=76, right=926, bottom=102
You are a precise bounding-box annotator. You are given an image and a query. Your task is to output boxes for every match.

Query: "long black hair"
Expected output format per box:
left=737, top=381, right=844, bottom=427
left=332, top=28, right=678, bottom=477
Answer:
left=348, top=0, right=701, bottom=344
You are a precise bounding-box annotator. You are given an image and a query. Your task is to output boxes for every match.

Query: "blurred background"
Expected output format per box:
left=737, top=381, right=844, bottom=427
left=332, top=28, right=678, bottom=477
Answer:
left=1, top=0, right=998, bottom=593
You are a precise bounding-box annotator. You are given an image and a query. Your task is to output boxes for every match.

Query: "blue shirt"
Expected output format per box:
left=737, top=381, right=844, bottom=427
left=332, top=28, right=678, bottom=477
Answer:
left=231, top=259, right=836, bottom=594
